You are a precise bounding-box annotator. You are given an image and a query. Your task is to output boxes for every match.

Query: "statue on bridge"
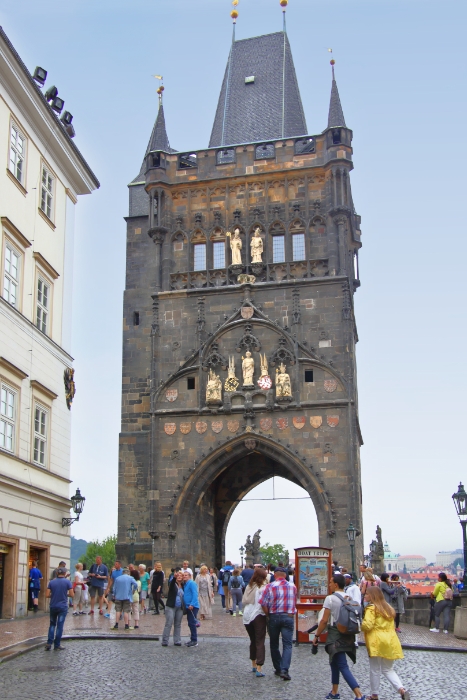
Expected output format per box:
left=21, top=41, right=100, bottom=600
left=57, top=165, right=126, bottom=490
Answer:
left=252, top=529, right=262, bottom=563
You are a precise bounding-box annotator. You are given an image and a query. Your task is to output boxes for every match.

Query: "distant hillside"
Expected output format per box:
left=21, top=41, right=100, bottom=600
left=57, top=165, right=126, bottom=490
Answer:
left=71, top=536, right=89, bottom=568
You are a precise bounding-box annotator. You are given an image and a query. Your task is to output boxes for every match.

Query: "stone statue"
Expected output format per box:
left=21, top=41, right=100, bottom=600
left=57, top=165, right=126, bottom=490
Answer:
left=245, top=535, right=253, bottom=557
left=224, top=355, right=240, bottom=392
left=206, top=368, right=222, bottom=403
left=275, top=362, right=292, bottom=398
left=250, top=227, right=263, bottom=263
left=242, top=351, right=255, bottom=386
left=228, top=228, right=242, bottom=265
left=259, top=353, right=268, bottom=377
left=252, top=529, right=262, bottom=561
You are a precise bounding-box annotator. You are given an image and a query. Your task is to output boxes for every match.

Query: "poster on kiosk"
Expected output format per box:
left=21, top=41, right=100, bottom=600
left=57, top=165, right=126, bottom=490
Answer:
left=294, top=546, right=333, bottom=644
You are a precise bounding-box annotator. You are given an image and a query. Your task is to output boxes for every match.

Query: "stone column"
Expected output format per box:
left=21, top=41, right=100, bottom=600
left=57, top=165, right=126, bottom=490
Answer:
left=334, top=215, right=348, bottom=276
left=148, top=228, right=166, bottom=291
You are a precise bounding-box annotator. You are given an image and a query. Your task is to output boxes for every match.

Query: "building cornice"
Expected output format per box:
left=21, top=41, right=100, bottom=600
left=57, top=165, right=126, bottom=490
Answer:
left=30, top=379, right=58, bottom=400
left=33, top=251, right=59, bottom=280
left=1, top=216, right=32, bottom=248
left=0, top=356, right=28, bottom=380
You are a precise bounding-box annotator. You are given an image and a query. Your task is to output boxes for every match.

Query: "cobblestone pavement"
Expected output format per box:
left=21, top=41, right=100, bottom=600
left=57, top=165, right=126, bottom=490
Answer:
left=0, top=636, right=465, bottom=700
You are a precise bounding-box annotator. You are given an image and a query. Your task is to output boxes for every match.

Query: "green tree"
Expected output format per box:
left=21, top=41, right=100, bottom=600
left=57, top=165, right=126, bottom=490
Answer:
left=259, top=543, right=289, bottom=567
left=84, top=534, right=117, bottom=568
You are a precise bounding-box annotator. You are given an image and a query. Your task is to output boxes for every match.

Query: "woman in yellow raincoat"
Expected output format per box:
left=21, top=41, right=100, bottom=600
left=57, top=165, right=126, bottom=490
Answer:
left=361, top=586, right=410, bottom=700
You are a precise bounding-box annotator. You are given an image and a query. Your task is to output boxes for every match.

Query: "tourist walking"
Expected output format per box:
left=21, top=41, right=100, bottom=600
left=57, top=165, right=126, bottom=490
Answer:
left=162, top=569, right=184, bottom=646
left=104, top=560, right=123, bottom=618
left=151, top=562, right=165, bottom=615
left=218, top=572, right=226, bottom=609
left=130, top=569, right=141, bottom=629
left=360, top=569, right=377, bottom=597
left=138, top=564, right=150, bottom=613
left=209, top=568, right=217, bottom=603
left=259, top=566, right=297, bottom=681
left=52, top=561, right=69, bottom=579
left=111, top=567, right=137, bottom=631
left=88, top=556, right=109, bottom=615
left=45, top=567, right=73, bottom=650
left=379, top=573, right=396, bottom=606
left=362, top=586, right=410, bottom=700
left=390, top=574, right=407, bottom=632
left=243, top=567, right=268, bottom=677
left=181, top=560, right=193, bottom=575
left=29, top=560, right=43, bottom=613
left=196, top=565, right=214, bottom=620
left=312, top=573, right=364, bottom=700
left=241, top=564, right=254, bottom=589
left=72, top=563, right=85, bottom=615
left=430, top=572, right=453, bottom=634
left=182, top=571, right=199, bottom=646
left=344, top=573, right=362, bottom=604
left=228, top=568, right=244, bottom=616
left=220, top=560, right=234, bottom=611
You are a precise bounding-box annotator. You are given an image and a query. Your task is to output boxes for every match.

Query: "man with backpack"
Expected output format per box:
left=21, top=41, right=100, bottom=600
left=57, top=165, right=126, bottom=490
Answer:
left=219, top=560, right=234, bottom=612
left=312, top=573, right=365, bottom=700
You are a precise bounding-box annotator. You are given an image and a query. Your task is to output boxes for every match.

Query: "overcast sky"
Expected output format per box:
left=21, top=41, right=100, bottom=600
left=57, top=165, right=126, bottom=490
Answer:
left=2, top=0, right=466, bottom=565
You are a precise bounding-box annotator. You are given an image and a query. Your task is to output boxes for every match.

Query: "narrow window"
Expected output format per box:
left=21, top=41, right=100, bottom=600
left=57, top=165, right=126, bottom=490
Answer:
left=3, top=243, right=20, bottom=307
left=305, top=370, right=314, bottom=383
left=9, top=123, right=25, bottom=183
left=40, top=165, right=54, bottom=220
left=0, top=385, right=15, bottom=452
left=193, top=243, right=206, bottom=271
left=133, top=311, right=140, bottom=326
left=292, top=233, right=305, bottom=261
left=212, top=241, right=225, bottom=269
left=36, top=277, right=50, bottom=334
left=272, top=235, right=285, bottom=263
left=332, top=129, right=341, bottom=145
left=187, top=377, right=195, bottom=390
left=33, top=404, right=47, bottom=466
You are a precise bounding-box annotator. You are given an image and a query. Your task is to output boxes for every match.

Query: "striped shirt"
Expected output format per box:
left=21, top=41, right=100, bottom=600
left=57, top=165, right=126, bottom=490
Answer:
left=258, top=578, right=297, bottom=614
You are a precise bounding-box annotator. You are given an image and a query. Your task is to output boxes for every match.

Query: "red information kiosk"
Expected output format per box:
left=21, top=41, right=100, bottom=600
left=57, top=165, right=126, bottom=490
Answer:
left=294, top=546, right=333, bottom=644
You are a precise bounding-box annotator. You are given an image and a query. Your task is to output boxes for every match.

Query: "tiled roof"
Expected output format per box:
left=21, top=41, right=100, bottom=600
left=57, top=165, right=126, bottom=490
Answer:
left=209, top=31, right=307, bottom=148
left=132, top=102, right=177, bottom=184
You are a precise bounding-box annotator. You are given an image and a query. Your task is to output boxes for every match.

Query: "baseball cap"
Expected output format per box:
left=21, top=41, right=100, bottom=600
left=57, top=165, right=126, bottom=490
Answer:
left=274, top=566, right=287, bottom=574
left=344, top=573, right=352, bottom=579
left=57, top=567, right=67, bottom=575
left=122, top=567, right=130, bottom=573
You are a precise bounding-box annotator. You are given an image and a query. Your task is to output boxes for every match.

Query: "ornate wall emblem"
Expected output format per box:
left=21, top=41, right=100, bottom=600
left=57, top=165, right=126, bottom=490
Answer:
left=212, top=420, right=224, bottom=433
left=241, top=306, right=254, bottom=319
left=327, top=416, right=339, bottom=428
left=310, top=416, right=323, bottom=429
left=276, top=417, right=288, bottom=430
left=293, top=416, right=306, bottom=429
left=257, top=375, right=272, bottom=390
left=180, top=422, right=192, bottom=434
left=64, top=368, right=75, bottom=410
left=196, top=421, right=207, bottom=434
left=324, top=379, right=337, bottom=393
left=260, top=418, right=273, bottom=431
left=245, top=439, right=257, bottom=450
left=164, top=423, right=176, bottom=435
left=166, top=389, right=178, bottom=402
left=227, top=420, right=239, bottom=433
left=225, top=355, right=240, bottom=392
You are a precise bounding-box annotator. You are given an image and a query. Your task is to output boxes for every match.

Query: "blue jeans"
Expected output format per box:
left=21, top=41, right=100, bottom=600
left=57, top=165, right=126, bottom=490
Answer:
left=331, top=651, right=360, bottom=691
left=186, top=607, right=199, bottom=642
left=47, top=607, right=68, bottom=648
left=268, top=613, right=294, bottom=672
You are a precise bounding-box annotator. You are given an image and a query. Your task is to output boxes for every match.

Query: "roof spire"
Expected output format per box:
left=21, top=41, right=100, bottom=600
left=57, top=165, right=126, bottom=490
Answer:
left=327, top=58, right=347, bottom=129
left=146, top=78, right=174, bottom=154
left=280, top=0, right=288, bottom=32
left=231, top=0, right=239, bottom=43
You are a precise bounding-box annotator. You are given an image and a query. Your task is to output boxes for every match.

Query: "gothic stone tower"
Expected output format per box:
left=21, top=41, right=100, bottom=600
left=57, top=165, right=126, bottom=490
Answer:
left=118, top=31, right=363, bottom=569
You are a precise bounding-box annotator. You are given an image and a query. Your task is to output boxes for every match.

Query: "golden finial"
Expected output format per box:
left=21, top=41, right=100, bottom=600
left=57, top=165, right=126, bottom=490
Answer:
left=280, top=0, right=288, bottom=7
left=231, top=0, right=239, bottom=22
left=153, top=75, right=164, bottom=102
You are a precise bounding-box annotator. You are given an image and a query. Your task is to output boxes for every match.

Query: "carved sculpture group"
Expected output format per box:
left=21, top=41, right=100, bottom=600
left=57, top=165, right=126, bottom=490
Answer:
left=206, top=351, right=292, bottom=403
left=227, top=227, right=264, bottom=266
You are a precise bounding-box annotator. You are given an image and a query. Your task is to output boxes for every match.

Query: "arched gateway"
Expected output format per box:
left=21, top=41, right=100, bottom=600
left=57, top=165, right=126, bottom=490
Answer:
left=118, top=28, right=364, bottom=571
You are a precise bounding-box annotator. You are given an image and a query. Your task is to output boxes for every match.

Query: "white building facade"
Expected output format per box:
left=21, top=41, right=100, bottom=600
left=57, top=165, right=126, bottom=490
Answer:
left=0, top=27, right=98, bottom=617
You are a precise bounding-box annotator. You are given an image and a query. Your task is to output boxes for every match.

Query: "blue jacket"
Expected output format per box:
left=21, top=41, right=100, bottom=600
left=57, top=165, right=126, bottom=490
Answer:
left=183, top=579, right=199, bottom=608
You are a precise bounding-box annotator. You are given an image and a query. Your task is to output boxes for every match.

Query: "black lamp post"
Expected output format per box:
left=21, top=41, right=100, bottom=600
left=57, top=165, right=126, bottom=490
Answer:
left=239, top=545, right=245, bottom=568
left=346, top=522, right=356, bottom=581
left=62, top=488, right=85, bottom=527
left=452, top=483, right=467, bottom=591
left=127, top=522, right=138, bottom=564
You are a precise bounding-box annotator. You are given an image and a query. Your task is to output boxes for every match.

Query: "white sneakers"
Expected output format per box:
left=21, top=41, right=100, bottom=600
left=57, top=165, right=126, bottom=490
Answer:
left=429, top=628, right=439, bottom=633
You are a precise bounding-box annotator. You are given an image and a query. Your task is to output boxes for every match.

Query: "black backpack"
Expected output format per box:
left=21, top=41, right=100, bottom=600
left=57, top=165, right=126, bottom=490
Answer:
left=230, top=576, right=241, bottom=589
left=332, top=592, right=362, bottom=635
left=222, top=569, right=231, bottom=585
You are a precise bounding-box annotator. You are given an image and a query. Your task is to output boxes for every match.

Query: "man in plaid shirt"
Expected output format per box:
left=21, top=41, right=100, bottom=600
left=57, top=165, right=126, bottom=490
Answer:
left=258, top=566, right=297, bottom=680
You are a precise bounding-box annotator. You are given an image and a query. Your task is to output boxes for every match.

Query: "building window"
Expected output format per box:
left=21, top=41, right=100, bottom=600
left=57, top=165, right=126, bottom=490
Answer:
left=36, top=277, right=50, bottom=334
left=0, top=385, right=15, bottom=452
left=212, top=241, right=225, bottom=269
left=187, top=377, right=195, bottom=390
left=193, top=244, right=206, bottom=271
left=9, top=123, right=25, bottom=183
left=33, top=404, right=47, bottom=466
left=304, top=370, right=314, bottom=383
left=3, top=243, right=20, bottom=307
left=40, top=166, right=54, bottom=220
left=272, top=235, right=285, bottom=263
left=292, top=233, right=305, bottom=261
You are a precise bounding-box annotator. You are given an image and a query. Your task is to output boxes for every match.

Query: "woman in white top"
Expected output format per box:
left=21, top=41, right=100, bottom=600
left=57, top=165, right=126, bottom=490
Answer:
left=195, top=565, right=214, bottom=620
left=72, top=563, right=85, bottom=615
left=242, top=568, right=268, bottom=677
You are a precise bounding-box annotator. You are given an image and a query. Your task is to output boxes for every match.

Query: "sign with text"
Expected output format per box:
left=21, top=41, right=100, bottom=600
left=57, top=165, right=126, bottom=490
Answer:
left=294, top=545, right=333, bottom=644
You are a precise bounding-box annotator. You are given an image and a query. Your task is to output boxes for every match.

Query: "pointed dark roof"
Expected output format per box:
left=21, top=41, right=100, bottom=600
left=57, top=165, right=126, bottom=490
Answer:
left=131, top=102, right=177, bottom=183
left=209, top=31, right=307, bottom=148
left=327, top=73, right=346, bottom=129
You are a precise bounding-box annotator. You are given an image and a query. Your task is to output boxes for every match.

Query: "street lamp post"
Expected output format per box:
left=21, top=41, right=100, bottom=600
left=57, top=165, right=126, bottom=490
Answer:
left=452, top=483, right=467, bottom=591
left=346, top=522, right=356, bottom=581
left=239, top=545, right=244, bottom=568
left=127, top=522, right=138, bottom=565
left=62, top=488, right=86, bottom=527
